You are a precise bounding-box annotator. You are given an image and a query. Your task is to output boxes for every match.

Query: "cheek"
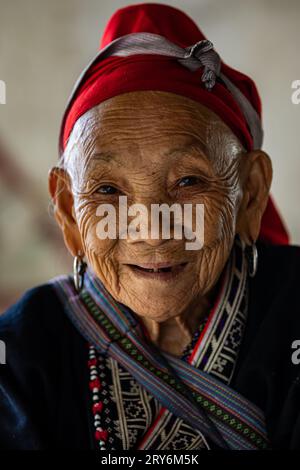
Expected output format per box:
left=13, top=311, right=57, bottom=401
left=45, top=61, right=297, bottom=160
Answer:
left=200, top=192, right=237, bottom=247
left=74, top=198, right=119, bottom=277
left=192, top=193, right=238, bottom=293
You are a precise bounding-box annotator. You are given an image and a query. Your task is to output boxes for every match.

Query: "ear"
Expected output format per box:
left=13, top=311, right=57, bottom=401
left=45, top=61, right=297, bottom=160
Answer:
left=48, top=166, right=84, bottom=257
left=236, top=150, right=273, bottom=244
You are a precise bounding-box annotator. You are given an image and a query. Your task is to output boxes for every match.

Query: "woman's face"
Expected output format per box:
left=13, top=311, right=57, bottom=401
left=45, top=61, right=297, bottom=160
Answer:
left=58, top=91, right=249, bottom=321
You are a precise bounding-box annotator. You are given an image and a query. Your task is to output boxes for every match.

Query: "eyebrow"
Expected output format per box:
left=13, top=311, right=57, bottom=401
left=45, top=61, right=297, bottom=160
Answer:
left=165, top=141, right=208, bottom=160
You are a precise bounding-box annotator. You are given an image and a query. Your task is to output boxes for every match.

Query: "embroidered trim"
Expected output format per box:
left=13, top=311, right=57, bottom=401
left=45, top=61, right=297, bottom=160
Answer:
left=81, top=289, right=267, bottom=450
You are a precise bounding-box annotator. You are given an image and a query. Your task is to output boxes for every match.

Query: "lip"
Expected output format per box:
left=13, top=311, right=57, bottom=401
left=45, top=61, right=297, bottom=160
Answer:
left=129, top=262, right=185, bottom=269
left=124, top=261, right=188, bottom=281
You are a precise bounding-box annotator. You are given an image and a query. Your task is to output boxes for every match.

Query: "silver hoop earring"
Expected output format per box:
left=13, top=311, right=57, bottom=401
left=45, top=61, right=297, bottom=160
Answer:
left=73, top=253, right=87, bottom=292
left=245, top=243, right=258, bottom=278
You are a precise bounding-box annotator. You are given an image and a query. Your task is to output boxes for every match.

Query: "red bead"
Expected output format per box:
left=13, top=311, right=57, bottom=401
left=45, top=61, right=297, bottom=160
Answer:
left=93, top=402, right=103, bottom=414
left=88, top=358, right=97, bottom=367
left=89, top=378, right=101, bottom=390
left=95, top=429, right=108, bottom=441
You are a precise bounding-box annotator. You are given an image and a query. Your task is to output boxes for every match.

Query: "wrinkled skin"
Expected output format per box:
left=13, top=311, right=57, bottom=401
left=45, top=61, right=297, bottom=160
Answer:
left=49, top=91, right=272, bottom=356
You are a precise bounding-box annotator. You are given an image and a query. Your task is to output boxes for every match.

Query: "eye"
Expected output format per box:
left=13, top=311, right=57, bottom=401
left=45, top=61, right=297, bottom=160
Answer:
left=96, top=185, right=119, bottom=195
left=177, top=176, right=201, bottom=188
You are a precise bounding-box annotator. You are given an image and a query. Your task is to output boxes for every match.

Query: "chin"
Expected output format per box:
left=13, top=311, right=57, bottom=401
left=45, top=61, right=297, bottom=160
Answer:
left=123, top=291, right=187, bottom=321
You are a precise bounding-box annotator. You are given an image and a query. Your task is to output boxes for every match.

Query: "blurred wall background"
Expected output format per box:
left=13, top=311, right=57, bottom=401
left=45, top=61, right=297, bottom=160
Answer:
left=0, top=0, right=299, bottom=310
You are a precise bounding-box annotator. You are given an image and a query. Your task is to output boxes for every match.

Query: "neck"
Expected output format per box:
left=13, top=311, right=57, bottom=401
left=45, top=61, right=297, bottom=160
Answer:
left=140, top=280, right=220, bottom=357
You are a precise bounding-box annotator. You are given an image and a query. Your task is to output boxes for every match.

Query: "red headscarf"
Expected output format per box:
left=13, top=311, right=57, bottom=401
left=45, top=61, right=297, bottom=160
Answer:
left=59, top=2, right=289, bottom=245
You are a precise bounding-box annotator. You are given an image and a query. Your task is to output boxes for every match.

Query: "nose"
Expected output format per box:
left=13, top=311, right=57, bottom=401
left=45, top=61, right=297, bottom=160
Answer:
left=127, top=235, right=170, bottom=247
left=125, top=198, right=178, bottom=247
left=126, top=219, right=172, bottom=246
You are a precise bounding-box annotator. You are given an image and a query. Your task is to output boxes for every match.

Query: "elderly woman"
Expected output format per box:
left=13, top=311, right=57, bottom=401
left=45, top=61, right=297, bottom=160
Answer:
left=0, top=3, right=299, bottom=451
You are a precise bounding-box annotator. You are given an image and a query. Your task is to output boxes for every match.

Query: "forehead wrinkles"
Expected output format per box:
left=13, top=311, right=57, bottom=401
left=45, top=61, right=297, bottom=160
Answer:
left=94, top=99, right=212, bottom=136
left=64, top=95, right=246, bottom=179
left=70, top=101, right=214, bottom=154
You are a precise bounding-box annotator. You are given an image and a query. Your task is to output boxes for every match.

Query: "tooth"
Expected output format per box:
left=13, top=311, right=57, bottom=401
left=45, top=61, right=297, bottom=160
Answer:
left=153, top=268, right=159, bottom=272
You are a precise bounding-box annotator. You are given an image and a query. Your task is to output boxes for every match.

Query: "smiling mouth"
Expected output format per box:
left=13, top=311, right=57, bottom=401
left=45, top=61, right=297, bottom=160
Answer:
left=125, top=262, right=188, bottom=280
